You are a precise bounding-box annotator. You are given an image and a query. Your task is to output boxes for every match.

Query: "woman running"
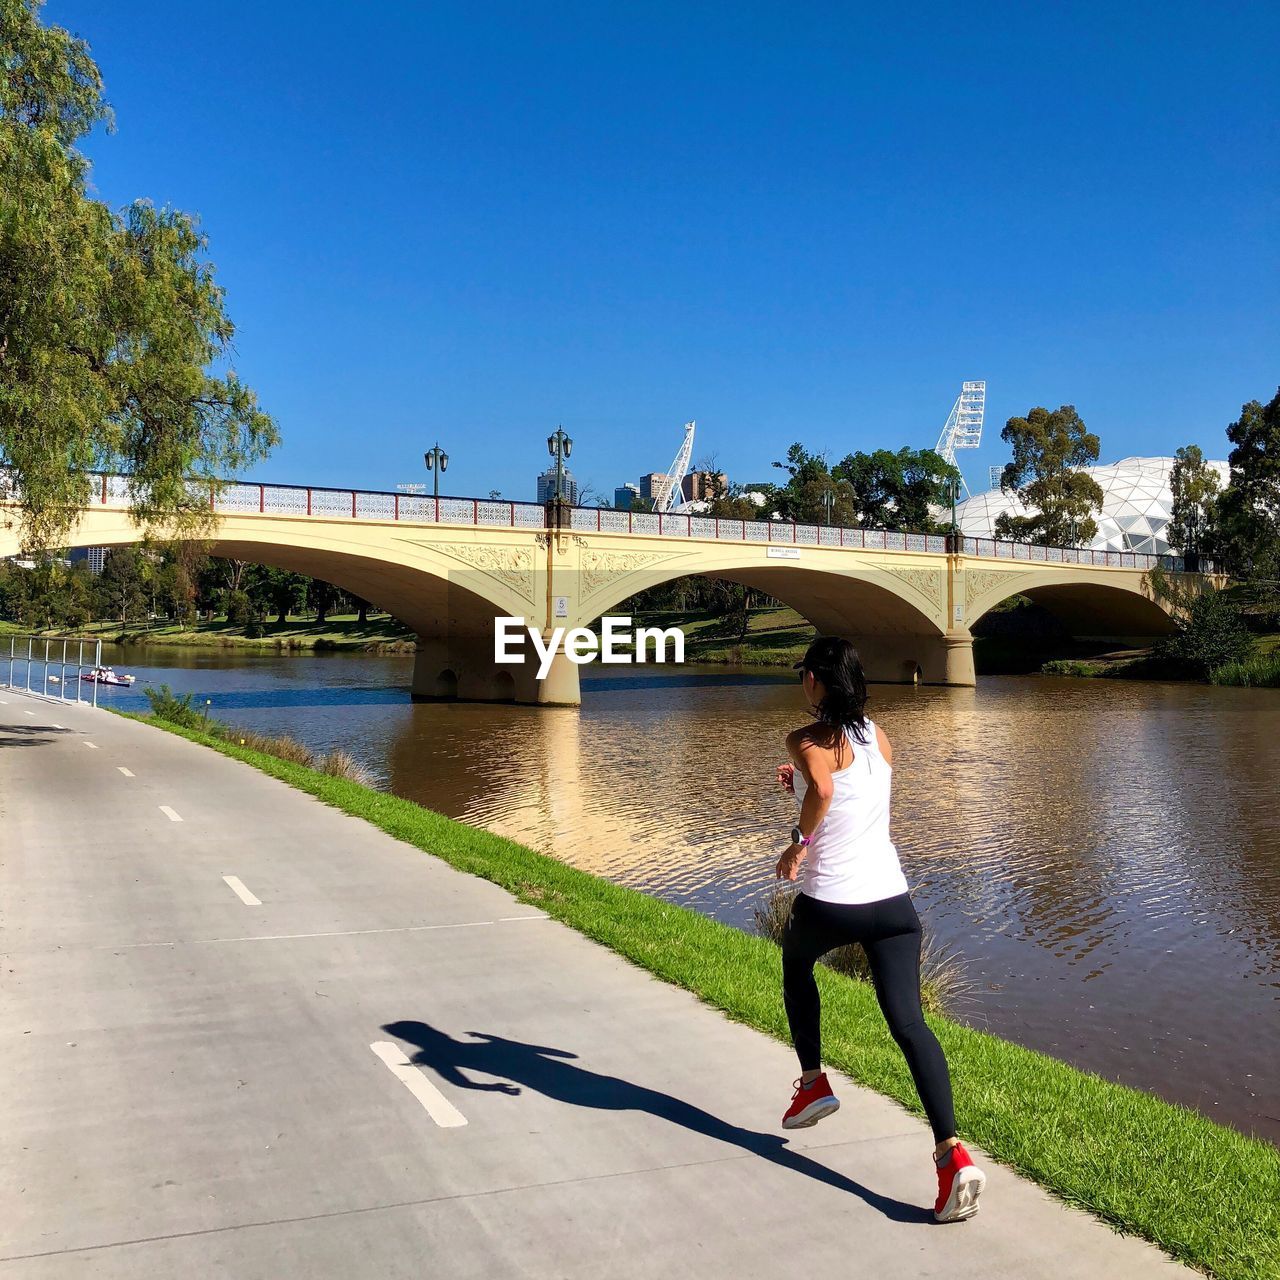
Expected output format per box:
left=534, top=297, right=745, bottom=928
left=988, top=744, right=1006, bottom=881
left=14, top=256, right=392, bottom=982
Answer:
left=775, top=635, right=985, bottom=1224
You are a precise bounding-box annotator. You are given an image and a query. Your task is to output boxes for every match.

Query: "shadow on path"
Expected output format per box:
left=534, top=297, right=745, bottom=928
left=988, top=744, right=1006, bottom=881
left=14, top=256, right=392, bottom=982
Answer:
left=382, top=1019, right=928, bottom=1224
left=0, top=722, right=74, bottom=748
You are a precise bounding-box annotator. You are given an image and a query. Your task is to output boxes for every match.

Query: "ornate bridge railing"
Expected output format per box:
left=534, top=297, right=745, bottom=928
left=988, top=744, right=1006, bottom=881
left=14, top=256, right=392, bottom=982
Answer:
left=4, top=472, right=1191, bottom=571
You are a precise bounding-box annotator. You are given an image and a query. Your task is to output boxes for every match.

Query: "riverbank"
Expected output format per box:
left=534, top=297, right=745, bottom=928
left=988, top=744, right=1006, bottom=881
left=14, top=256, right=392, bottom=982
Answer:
left=120, top=706, right=1280, bottom=1280
left=0, top=613, right=416, bottom=652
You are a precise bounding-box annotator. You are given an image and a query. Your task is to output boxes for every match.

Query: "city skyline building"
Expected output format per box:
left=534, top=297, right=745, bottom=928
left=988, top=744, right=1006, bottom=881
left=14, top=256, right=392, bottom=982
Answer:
left=681, top=471, right=728, bottom=503
left=639, top=472, right=675, bottom=507
left=614, top=483, right=640, bottom=511
left=536, top=466, right=578, bottom=505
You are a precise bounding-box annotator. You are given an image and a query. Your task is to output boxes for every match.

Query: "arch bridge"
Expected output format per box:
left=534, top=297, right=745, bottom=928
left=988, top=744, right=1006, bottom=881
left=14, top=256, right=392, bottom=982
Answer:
left=0, top=475, right=1202, bottom=706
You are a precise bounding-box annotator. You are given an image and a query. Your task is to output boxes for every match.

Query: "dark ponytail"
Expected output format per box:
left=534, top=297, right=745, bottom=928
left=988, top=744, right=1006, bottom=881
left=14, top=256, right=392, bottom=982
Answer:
left=796, top=635, right=869, bottom=743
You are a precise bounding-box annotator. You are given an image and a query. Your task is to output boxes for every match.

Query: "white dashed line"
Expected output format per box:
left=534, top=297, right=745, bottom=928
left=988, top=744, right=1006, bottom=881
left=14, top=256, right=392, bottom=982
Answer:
left=83, top=741, right=98, bottom=749
left=159, top=805, right=183, bottom=822
left=117, top=766, right=134, bottom=777
left=369, top=1042, right=467, bottom=1127
left=52, top=723, right=63, bottom=729
left=222, top=875, right=262, bottom=906
left=23, top=710, right=35, bottom=717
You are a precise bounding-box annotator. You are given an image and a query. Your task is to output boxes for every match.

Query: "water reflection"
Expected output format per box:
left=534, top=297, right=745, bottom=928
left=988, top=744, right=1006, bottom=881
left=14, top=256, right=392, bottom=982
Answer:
left=101, top=646, right=1280, bottom=1143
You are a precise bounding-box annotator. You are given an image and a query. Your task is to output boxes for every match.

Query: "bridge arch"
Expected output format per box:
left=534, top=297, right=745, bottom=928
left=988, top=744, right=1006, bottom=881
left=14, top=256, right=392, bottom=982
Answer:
left=964, top=566, right=1177, bottom=643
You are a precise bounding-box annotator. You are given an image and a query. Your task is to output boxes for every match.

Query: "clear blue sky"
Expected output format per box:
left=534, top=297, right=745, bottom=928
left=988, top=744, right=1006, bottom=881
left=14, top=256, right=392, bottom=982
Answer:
left=49, top=1, right=1280, bottom=502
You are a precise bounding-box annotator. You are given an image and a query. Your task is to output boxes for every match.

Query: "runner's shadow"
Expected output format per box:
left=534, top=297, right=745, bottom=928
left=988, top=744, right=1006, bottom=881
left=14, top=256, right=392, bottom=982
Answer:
left=382, top=1019, right=929, bottom=1224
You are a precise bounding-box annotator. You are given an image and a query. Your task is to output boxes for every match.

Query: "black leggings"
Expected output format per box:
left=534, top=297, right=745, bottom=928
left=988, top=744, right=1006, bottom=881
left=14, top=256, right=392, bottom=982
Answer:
left=781, top=890, right=956, bottom=1144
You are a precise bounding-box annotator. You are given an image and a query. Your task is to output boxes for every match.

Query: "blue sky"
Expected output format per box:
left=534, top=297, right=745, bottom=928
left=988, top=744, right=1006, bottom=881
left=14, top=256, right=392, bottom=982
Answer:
left=49, top=1, right=1279, bottom=502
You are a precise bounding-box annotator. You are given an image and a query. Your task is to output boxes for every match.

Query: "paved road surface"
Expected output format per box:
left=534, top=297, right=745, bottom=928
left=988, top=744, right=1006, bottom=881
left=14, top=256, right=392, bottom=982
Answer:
left=0, top=690, right=1188, bottom=1277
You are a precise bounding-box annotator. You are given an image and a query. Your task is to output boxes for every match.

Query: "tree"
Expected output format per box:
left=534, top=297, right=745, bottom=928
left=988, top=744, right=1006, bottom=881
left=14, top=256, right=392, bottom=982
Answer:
left=1216, top=387, right=1280, bottom=585
left=244, top=565, right=308, bottom=624
left=96, top=546, right=147, bottom=623
left=995, top=405, right=1104, bottom=546
left=832, top=447, right=960, bottom=532
left=0, top=0, right=277, bottom=552
left=1167, top=445, right=1221, bottom=569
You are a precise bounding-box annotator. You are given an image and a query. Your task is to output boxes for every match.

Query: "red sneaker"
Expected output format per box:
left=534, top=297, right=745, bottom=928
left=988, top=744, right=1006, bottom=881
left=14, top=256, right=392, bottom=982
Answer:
left=934, top=1141, right=985, bottom=1222
left=781, top=1073, right=840, bottom=1129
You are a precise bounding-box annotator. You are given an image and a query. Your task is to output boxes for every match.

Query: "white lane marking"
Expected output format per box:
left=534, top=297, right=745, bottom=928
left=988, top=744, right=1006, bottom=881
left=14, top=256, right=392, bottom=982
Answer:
left=83, top=741, right=98, bottom=749
left=370, top=1042, right=467, bottom=1127
left=94, top=915, right=549, bottom=950
left=222, top=875, right=262, bottom=906
left=23, top=710, right=35, bottom=717
left=117, top=766, right=135, bottom=777
left=159, top=805, right=183, bottom=822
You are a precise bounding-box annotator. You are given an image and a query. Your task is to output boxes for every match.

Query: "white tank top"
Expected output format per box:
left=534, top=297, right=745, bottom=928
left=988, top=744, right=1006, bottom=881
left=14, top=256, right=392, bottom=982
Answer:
left=792, top=718, right=909, bottom=905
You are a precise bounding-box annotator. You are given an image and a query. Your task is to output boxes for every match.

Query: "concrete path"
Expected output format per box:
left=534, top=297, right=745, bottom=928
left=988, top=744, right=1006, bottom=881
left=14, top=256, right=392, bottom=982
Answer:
left=0, top=690, right=1189, bottom=1278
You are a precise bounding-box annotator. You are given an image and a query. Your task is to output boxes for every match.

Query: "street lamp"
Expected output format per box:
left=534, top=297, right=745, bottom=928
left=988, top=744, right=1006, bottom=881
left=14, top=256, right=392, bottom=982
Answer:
left=424, top=443, right=449, bottom=499
left=547, top=426, right=573, bottom=502
left=820, top=485, right=835, bottom=527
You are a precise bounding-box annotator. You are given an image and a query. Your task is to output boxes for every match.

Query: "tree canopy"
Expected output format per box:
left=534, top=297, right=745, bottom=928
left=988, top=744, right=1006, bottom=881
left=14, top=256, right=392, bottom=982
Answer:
left=1216, top=387, right=1280, bottom=584
left=1167, top=445, right=1221, bottom=566
left=764, top=443, right=959, bottom=531
left=1, top=0, right=277, bottom=551
left=995, top=405, right=1103, bottom=546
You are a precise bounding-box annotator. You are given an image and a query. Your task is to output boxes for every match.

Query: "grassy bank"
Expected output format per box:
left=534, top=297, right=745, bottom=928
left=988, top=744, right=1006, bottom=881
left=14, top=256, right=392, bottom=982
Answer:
left=2, top=613, right=415, bottom=652
left=628, top=605, right=815, bottom=666
left=121, top=709, right=1280, bottom=1280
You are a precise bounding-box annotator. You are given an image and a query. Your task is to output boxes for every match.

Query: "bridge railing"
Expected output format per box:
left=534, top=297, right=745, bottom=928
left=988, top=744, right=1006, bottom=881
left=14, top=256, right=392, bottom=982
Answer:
left=9, top=471, right=1191, bottom=570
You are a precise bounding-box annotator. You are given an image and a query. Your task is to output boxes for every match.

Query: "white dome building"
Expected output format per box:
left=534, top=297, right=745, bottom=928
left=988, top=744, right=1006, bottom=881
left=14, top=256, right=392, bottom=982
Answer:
left=954, top=456, right=1229, bottom=558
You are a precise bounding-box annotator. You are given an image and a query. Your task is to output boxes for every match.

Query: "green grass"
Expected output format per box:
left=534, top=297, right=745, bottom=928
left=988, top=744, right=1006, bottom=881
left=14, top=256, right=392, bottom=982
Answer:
left=119, top=708, right=1280, bottom=1280
left=1209, top=650, right=1280, bottom=688
left=5, top=613, right=415, bottom=651
left=628, top=605, right=816, bottom=667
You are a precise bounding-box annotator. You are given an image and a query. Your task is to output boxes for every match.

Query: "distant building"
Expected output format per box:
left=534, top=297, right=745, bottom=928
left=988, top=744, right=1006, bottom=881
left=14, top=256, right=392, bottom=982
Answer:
left=68, top=546, right=108, bottom=575
left=742, top=482, right=775, bottom=495
left=639, top=472, right=675, bottom=507
left=682, top=471, right=728, bottom=502
left=954, top=455, right=1229, bottom=558
left=614, top=483, right=640, bottom=511
left=537, top=467, right=578, bottom=505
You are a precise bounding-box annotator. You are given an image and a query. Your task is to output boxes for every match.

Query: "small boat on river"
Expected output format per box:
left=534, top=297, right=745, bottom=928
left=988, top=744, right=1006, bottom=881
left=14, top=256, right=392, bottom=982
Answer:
left=80, top=666, right=136, bottom=687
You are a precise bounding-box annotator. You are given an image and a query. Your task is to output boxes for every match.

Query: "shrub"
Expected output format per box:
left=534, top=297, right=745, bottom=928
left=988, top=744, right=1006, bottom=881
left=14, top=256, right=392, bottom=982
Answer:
left=1154, top=587, right=1254, bottom=679
left=753, top=885, right=969, bottom=1015
left=143, top=683, right=205, bottom=730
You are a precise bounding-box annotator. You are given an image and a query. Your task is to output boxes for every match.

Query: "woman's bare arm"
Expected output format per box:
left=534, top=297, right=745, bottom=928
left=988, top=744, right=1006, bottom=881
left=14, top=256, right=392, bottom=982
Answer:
left=777, top=729, right=835, bottom=879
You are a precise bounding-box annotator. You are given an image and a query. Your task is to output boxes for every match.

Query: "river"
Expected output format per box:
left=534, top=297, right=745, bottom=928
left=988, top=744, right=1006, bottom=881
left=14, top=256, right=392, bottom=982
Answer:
left=90, top=643, right=1280, bottom=1145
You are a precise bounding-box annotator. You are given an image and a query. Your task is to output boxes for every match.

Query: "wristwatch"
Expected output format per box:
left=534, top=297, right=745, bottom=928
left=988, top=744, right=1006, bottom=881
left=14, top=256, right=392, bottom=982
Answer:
left=790, top=826, right=811, bottom=847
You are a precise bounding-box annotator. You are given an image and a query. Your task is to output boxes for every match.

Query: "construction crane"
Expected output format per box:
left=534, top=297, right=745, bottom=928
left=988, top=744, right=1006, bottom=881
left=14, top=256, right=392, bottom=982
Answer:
left=934, top=381, right=986, bottom=498
left=654, top=420, right=696, bottom=513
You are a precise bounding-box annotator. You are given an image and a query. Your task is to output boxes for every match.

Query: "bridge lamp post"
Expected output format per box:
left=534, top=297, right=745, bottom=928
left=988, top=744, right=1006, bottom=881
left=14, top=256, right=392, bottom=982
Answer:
left=820, top=484, right=835, bottom=527
left=424, top=443, right=449, bottom=499
left=547, top=426, right=572, bottom=501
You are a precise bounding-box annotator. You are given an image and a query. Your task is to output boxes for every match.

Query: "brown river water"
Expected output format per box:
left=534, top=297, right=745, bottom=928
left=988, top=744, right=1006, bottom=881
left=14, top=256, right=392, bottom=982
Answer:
left=98, top=645, right=1280, bottom=1145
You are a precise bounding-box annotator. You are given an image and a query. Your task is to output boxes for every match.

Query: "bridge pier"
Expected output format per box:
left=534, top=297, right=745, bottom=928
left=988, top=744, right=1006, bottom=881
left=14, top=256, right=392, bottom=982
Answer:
left=411, top=637, right=582, bottom=707
left=851, top=629, right=975, bottom=687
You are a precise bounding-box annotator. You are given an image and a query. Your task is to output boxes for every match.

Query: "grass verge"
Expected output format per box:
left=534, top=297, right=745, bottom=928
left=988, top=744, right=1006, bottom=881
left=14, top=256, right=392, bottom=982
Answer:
left=122, top=709, right=1279, bottom=1280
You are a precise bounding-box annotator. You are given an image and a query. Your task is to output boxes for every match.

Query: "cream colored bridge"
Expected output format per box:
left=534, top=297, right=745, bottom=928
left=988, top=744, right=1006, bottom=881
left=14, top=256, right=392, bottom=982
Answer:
left=1, top=476, right=1195, bottom=706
